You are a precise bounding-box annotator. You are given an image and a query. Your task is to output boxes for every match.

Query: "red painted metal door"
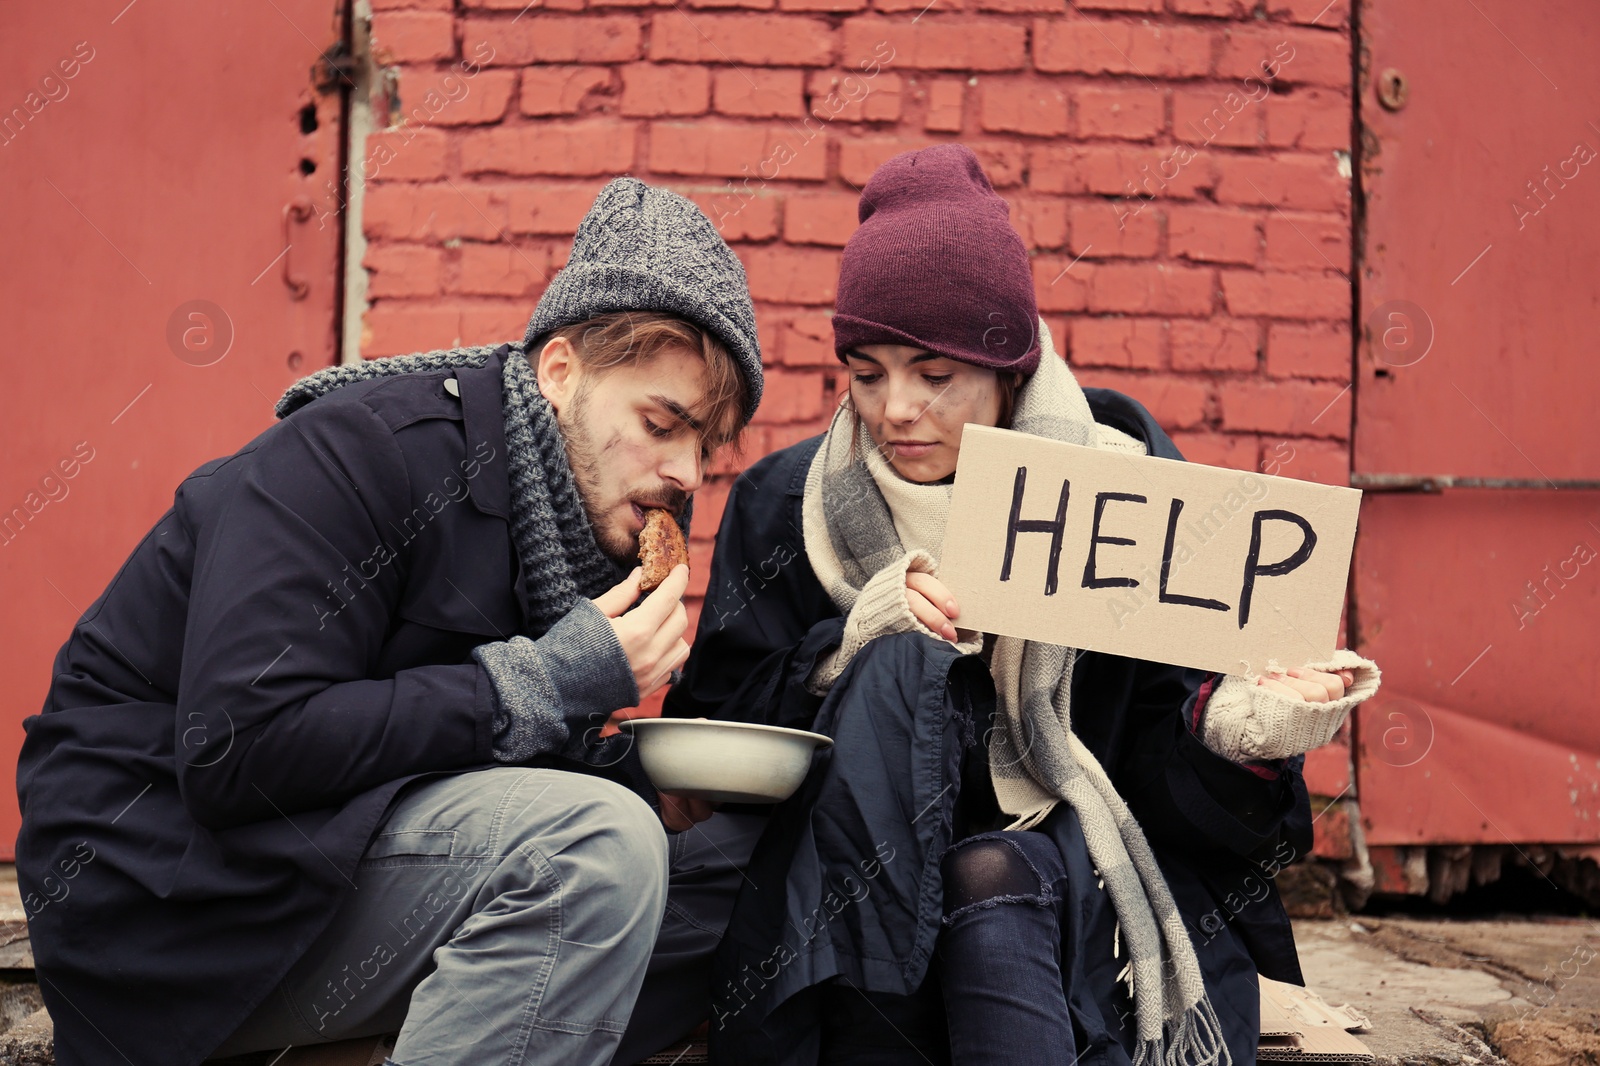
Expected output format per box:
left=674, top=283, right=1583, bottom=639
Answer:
left=1353, top=0, right=1600, bottom=858
left=1, top=1, right=348, bottom=857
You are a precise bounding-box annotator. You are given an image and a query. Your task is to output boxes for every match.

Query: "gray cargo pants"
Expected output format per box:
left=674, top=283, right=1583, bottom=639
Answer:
left=209, top=766, right=763, bottom=1065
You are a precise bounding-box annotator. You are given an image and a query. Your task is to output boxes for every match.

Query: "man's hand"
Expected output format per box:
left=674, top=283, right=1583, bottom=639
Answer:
left=658, top=790, right=717, bottom=832
left=593, top=564, right=691, bottom=698
left=905, top=571, right=961, bottom=642
left=1258, top=666, right=1356, bottom=702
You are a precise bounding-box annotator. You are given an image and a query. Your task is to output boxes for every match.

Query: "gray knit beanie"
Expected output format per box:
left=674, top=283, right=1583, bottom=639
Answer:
left=524, top=177, right=764, bottom=422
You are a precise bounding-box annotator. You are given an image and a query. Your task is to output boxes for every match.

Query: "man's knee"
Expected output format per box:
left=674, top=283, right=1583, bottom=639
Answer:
left=580, top=776, right=670, bottom=879
left=504, top=772, right=669, bottom=908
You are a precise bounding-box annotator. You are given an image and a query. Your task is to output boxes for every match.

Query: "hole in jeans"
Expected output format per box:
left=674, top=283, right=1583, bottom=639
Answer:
left=942, top=838, right=1045, bottom=912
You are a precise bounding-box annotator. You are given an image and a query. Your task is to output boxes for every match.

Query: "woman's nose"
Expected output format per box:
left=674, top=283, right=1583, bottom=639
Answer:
left=884, top=381, right=923, bottom=424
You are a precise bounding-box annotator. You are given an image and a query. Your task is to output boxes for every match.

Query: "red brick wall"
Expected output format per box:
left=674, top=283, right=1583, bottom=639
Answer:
left=359, top=0, right=1355, bottom=650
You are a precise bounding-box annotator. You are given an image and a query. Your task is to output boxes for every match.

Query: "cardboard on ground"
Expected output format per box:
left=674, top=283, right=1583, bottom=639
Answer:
left=939, top=425, right=1362, bottom=677
left=1257, top=976, right=1374, bottom=1061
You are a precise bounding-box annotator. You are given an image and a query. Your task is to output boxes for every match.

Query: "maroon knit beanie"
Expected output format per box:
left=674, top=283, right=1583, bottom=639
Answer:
left=833, top=143, right=1040, bottom=375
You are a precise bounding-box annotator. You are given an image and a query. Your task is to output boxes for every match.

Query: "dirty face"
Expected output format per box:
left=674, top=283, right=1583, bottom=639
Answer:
left=845, top=344, right=1005, bottom=484
left=537, top=337, right=713, bottom=564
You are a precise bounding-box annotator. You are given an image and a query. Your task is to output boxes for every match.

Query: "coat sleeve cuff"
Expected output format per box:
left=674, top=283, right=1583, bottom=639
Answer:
left=472, top=598, right=640, bottom=763
left=806, top=550, right=973, bottom=695
left=1199, top=649, right=1381, bottom=761
left=1189, top=674, right=1280, bottom=780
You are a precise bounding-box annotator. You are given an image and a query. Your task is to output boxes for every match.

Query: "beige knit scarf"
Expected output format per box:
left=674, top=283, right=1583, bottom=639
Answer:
left=802, top=322, right=1228, bottom=1066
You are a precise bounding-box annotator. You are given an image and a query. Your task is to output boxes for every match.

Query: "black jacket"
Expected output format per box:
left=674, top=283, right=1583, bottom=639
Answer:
left=665, top=389, right=1312, bottom=1063
left=16, top=345, right=640, bottom=1066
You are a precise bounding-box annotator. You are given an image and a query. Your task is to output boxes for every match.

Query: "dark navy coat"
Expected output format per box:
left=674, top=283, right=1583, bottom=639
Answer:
left=16, top=345, right=634, bottom=1066
left=664, top=390, right=1313, bottom=1065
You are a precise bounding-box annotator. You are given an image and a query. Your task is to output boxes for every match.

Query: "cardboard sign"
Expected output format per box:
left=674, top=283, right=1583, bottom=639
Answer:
left=939, top=425, right=1362, bottom=677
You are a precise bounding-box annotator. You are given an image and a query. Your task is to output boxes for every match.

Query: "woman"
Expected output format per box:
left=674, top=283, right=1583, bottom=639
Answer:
left=665, top=144, right=1380, bottom=1066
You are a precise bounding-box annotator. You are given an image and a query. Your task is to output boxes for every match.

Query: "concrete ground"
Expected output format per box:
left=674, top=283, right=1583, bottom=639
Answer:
left=1292, top=916, right=1600, bottom=1065
left=0, top=860, right=1593, bottom=1064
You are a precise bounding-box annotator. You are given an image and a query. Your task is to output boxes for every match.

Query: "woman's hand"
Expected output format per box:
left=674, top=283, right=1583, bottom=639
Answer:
left=905, top=571, right=960, bottom=641
left=1201, top=652, right=1379, bottom=761
left=1258, top=666, right=1356, bottom=702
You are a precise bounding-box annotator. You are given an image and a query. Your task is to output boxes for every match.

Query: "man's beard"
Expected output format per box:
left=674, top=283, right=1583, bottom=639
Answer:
left=557, top=384, right=688, bottom=567
left=558, top=386, right=634, bottom=565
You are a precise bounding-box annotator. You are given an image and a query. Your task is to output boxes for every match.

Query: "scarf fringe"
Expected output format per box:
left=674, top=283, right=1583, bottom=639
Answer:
left=1130, top=995, right=1231, bottom=1066
left=1002, top=804, right=1056, bottom=832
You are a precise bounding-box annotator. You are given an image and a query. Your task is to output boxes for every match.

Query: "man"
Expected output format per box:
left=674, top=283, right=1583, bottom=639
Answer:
left=16, top=178, right=764, bottom=1066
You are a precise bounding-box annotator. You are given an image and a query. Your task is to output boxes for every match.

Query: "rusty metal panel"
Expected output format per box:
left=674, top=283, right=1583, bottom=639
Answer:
left=1355, top=492, right=1600, bottom=755
left=1352, top=490, right=1600, bottom=843
left=0, top=1, right=347, bottom=857
left=1357, top=695, right=1600, bottom=846
left=1352, top=1, right=1600, bottom=850
left=1355, top=0, right=1600, bottom=480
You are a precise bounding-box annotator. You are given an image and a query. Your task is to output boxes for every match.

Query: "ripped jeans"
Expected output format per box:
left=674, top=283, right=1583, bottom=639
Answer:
left=818, top=829, right=1085, bottom=1066
left=937, top=830, right=1082, bottom=1066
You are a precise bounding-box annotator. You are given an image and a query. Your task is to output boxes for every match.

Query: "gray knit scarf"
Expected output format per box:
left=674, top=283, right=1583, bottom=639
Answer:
left=803, top=323, right=1228, bottom=1066
left=275, top=342, right=627, bottom=635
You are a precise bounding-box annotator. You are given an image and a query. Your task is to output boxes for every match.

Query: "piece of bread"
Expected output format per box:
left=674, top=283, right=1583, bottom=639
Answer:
left=638, top=508, right=689, bottom=591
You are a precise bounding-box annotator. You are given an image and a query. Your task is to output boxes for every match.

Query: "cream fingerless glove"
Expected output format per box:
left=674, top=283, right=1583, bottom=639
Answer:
left=806, top=550, right=982, bottom=695
left=1199, top=648, right=1382, bottom=762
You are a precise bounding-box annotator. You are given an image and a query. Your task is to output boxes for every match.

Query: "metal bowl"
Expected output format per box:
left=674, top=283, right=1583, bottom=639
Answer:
left=619, top=718, right=833, bottom=804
